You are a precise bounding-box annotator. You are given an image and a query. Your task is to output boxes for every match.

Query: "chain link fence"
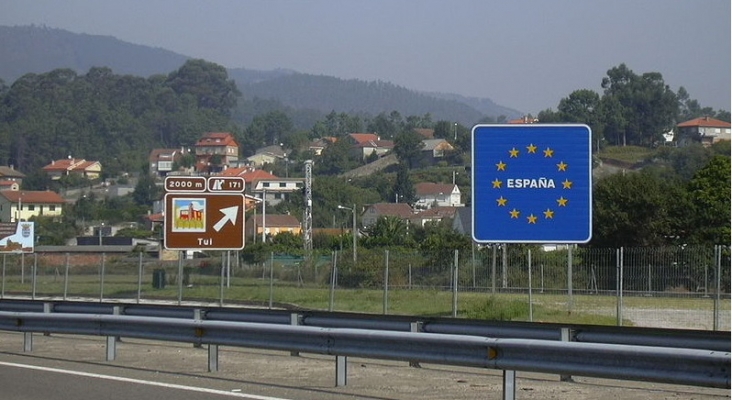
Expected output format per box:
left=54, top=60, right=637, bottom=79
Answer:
left=0, top=245, right=729, bottom=331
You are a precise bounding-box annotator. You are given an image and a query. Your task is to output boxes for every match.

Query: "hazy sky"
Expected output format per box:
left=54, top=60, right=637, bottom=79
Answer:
left=2, top=0, right=730, bottom=114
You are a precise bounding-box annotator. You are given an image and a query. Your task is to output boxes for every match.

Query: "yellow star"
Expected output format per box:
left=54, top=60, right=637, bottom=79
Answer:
left=496, top=161, right=506, bottom=171
left=527, top=214, right=538, bottom=224
left=543, top=208, right=554, bottom=219
left=557, top=161, right=568, bottom=171
left=557, top=197, right=568, bottom=207
left=562, top=179, right=573, bottom=189
left=509, top=208, right=520, bottom=218
left=543, top=147, right=554, bottom=157
left=526, top=143, right=537, bottom=153
left=492, top=178, right=503, bottom=188
left=496, top=196, right=507, bottom=206
left=509, top=147, right=519, bottom=158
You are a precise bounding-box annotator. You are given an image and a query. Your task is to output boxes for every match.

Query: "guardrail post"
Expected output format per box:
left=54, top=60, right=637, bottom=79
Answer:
left=208, top=344, right=219, bottom=372
left=560, top=327, right=574, bottom=382
left=502, top=370, right=516, bottom=400
left=23, top=331, right=32, bottom=352
left=193, top=309, right=203, bottom=348
left=290, top=313, right=301, bottom=356
left=106, top=306, right=119, bottom=361
left=335, top=355, right=347, bottom=387
left=409, top=322, right=423, bottom=368
left=43, top=302, right=52, bottom=336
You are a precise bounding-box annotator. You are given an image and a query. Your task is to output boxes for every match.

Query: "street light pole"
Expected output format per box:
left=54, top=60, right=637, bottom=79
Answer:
left=338, top=204, right=357, bottom=263
left=453, top=122, right=458, bottom=141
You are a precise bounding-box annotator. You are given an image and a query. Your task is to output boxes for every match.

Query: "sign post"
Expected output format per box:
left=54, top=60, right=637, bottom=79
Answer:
left=471, top=124, right=592, bottom=244
left=164, top=177, right=246, bottom=251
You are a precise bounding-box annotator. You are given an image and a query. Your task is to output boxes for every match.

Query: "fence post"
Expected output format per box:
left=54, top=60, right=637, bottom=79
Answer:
left=329, top=251, right=336, bottom=312
left=1, top=254, right=5, bottom=299
left=503, top=370, right=516, bottom=400
left=106, top=306, right=119, bottom=361
left=567, top=246, right=573, bottom=314
left=136, top=252, right=143, bottom=304
left=219, top=262, right=225, bottom=307
left=501, top=244, right=507, bottom=288
left=713, top=245, right=720, bottom=331
left=383, top=250, right=389, bottom=315
left=616, top=247, right=624, bottom=326
left=560, top=327, right=574, bottom=382
left=269, top=252, right=275, bottom=310
left=63, top=253, right=69, bottom=300
left=491, top=244, right=497, bottom=294
left=99, top=253, right=106, bottom=302
left=452, top=249, right=458, bottom=318
left=528, top=249, right=533, bottom=322
left=31, top=253, right=37, bottom=300
left=177, top=252, right=183, bottom=306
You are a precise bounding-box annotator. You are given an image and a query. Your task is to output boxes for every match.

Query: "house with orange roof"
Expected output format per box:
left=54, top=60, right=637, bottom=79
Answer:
left=676, top=116, right=731, bottom=146
left=0, top=190, right=65, bottom=222
left=361, top=203, right=414, bottom=228
left=414, top=182, right=462, bottom=210
left=0, top=180, right=20, bottom=191
left=346, top=133, right=394, bottom=160
left=508, top=116, right=539, bottom=124
left=0, top=166, right=26, bottom=185
left=245, top=214, right=301, bottom=243
left=194, top=132, right=239, bottom=173
left=308, top=137, right=336, bottom=156
left=42, top=158, right=102, bottom=180
left=409, top=206, right=460, bottom=227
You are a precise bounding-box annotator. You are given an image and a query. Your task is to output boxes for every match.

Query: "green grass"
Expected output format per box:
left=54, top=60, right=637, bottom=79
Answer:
left=597, top=145, right=654, bottom=164
left=2, top=272, right=728, bottom=328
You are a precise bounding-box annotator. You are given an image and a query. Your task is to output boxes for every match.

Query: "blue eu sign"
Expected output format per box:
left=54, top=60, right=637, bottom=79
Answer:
left=471, top=124, right=592, bottom=243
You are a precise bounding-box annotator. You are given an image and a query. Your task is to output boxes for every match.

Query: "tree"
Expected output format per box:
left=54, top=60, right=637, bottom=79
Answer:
left=685, top=156, right=731, bottom=245
left=591, top=171, right=685, bottom=247
left=393, top=130, right=424, bottom=168
left=166, top=59, right=240, bottom=113
left=133, top=172, right=162, bottom=206
left=599, top=64, right=678, bottom=147
left=362, top=216, right=412, bottom=248
left=391, top=163, right=417, bottom=204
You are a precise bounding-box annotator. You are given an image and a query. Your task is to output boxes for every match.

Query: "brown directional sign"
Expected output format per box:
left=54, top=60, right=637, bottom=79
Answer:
left=164, top=193, right=245, bottom=250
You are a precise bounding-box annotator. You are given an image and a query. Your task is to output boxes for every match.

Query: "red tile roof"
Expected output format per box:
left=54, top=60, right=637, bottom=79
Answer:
left=366, top=203, right=414, bottom=219
left=195, top=132, right=239, bottom=147
left=677, top=116, right=731, bottom=128
left=0, top=190, right=65, bottom=204
left=349, top=133, right=379, bottom=144
left=249, top=214, right=301, bottom=227
left=415, top=182, right=457, bottom=196
left=42, top=158, right=100, bottom=172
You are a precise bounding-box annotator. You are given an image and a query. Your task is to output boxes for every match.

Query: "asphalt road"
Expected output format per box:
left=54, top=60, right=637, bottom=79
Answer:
left=0, top=332, right=727, bottom=400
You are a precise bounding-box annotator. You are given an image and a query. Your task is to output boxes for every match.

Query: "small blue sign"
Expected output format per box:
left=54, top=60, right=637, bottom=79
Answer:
left=471, top=124, right=592, bottom=243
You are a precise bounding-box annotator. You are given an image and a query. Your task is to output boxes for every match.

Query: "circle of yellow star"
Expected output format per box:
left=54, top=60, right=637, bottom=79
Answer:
left=496, top=161, right=506, bottom=171
left=509, top=148, right=519, bottom=158
left=492, top=178, right=503, bottom=188
left=543, top=148, right=554, bottom=157
left=527, top=214, right=538, bottom=224
left=526, top=143, right=537, bottom=153
left=557, top=197, right=568, bottom=206
left=496, top=196, right=507, bottom=206
left=509, top=209, right=520, bottom=218
left=562, top=179, right=573, bottom=189
left=543, top=209, right=554, bottom=219
left=557, top=161, right=568, bottom=171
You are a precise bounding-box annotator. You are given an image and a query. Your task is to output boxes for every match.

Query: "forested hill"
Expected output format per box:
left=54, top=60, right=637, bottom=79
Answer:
left=0, top=25, right=521, bottom=126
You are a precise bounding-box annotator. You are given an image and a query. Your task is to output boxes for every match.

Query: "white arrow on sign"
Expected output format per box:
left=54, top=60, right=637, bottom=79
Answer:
left=213, top=205, right=239, bottom=232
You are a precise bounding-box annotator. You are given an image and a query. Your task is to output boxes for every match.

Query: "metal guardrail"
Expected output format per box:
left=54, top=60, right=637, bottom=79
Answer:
left=0, top=299, right=728, bottom=352
left=0, top=311, right=728, bottom=392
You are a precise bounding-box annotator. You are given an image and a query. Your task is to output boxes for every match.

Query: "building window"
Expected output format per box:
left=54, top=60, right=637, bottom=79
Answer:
left=263, top=182, right=270, bottom=188
left=49, top=205, right=56, bottom=211
left=279, top=182, right=286, bottom=188
left=28, top=205, right=35, bottom=211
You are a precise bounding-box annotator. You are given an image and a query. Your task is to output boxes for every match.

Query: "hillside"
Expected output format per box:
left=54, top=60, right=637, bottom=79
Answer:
left=0, top=25, right=521, bottom=127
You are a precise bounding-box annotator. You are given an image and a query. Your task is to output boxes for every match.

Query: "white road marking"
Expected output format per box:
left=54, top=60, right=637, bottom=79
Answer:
left=0, top=360, right=292, bottom=400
